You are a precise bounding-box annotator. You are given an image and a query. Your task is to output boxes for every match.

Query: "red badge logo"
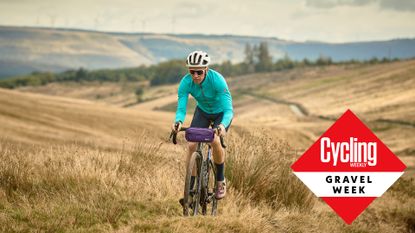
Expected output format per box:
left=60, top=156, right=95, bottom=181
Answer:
left=291, top=110, right=406, bottom=224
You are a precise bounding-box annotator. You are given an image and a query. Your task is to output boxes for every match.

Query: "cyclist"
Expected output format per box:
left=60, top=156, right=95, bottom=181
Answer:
left=172, top=50, right=233, bottom=199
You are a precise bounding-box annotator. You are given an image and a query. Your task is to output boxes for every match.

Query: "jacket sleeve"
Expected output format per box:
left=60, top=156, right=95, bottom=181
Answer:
left=215, top=74, right=233, bottom=128
left=175, top=78, right=189, bottom=123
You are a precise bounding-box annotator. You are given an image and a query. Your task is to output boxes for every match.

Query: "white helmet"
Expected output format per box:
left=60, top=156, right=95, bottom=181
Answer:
left=186, top=50, right=210, bottom=68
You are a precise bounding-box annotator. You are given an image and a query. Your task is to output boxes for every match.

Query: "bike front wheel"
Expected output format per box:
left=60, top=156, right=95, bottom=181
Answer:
left=183, top=152, right=201, bottom=216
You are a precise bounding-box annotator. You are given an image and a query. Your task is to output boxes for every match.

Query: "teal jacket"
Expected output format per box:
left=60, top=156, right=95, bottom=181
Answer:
left=175, top=69, right=233, bottom=128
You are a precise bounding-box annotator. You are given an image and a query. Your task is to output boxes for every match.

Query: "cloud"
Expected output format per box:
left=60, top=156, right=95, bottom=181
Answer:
left=0, top=0, right=414, bottom=42
left=305, top=0, right=375, bottom=8
left=0, top=0, right=33, bottom=3
left=305, top=0, right=415, bottom=11
left=379, top=0, right=415, bottom=12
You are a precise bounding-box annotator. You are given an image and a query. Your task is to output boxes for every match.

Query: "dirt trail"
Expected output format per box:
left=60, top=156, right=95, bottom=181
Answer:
left=241, top=91, right=309, bottom=117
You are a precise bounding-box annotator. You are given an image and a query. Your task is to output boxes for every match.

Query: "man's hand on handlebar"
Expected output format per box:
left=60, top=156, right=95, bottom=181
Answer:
left=171, top=121, right=182, bottom=133
left=216, top=124, right=226, bottom=137
left=169, top=122, right=183, bottom=144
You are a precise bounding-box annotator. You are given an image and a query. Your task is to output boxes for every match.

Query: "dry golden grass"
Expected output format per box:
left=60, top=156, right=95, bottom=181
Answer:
left=0, top=88, right=172, bottom=146
left=1, top=106, right=413, bottom=232
left=227, top=60, right=415, bottom=178
left=0, top=137, right=182, bottom=232
left=19, top=81, right=142, bottom=108
left=1, top=60, right=414, bottom=232
left=225, top=127, right=314, bottom=211
left=19, top=80, right=178, bottom=109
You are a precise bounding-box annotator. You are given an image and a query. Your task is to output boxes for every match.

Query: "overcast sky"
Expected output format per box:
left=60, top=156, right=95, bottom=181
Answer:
left=0, top=0, right=414, bottom=43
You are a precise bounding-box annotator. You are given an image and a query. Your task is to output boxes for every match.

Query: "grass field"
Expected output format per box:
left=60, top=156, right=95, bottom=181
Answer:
left=1, top=60, right=414, bottom=232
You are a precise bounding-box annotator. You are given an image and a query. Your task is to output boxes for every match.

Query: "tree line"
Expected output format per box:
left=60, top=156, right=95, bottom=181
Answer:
left=0, top=60, right=188, bottom=89
left=211, top=42, right=401, bottom=77
left=0, top=42, right=402, bottom=89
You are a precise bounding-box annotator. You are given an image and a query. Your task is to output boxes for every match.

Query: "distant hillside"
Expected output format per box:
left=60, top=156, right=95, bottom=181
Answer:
left=1, top=26, right=415, bottom=78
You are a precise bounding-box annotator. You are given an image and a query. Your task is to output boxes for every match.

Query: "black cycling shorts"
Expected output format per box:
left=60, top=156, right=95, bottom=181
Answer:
left=190, top=106, right=232, bottom=131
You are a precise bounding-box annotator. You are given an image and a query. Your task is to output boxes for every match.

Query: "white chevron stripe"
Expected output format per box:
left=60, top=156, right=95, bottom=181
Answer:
left=293, top=172, right=404, bottom=197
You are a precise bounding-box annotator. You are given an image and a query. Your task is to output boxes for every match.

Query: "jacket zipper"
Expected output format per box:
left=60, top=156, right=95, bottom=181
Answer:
left=200, top=85, right=212, bottom=112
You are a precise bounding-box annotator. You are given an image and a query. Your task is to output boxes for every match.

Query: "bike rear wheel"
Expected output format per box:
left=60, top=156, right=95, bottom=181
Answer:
left=183, top=152, right=201, bottom=216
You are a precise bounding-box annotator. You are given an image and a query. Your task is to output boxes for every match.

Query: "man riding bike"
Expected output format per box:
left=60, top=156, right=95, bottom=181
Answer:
left=172, top=50, right=233, bottom=199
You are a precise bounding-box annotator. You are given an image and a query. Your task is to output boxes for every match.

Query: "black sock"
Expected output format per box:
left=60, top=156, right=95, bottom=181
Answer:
left=215, top=162, right=225, bottom=182
left=190, top=176, right=195, bottom=189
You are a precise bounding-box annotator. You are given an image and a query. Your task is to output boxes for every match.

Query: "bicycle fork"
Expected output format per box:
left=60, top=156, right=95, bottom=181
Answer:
left=205, top=146, right=216, bottom=203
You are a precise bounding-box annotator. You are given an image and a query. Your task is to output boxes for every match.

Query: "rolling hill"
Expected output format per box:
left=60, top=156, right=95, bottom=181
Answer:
left=16, top=59, right=415, bottom=172
left=228, top=60, right=415, bottom=170
left=0, top=59, right=414, bottom=232
left=1, top=26, right=415, bottom=78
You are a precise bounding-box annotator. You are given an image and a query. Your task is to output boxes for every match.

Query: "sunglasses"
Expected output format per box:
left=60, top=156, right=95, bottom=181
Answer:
left=189, top=70, right=205, bottom=75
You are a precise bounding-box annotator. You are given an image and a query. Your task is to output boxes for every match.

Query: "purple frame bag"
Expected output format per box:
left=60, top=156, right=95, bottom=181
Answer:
left=185, top=127, right=215, bottom=143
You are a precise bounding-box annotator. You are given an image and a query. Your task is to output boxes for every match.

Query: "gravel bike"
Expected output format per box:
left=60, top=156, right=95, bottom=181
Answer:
left=170, top=124, right=226, bottom=216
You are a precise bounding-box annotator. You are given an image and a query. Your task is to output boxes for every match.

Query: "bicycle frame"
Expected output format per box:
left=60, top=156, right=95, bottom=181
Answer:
left=170, top=125, right=223, bottom=216
left=194, top=142, right=217, bottom=216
